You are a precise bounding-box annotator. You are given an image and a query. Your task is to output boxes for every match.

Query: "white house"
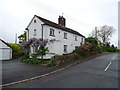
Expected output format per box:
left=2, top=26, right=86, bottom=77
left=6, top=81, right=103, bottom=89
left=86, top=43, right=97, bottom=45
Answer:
left=26, top=15, right=85, bottom=59
left=0, top=39, right=12, bottom=60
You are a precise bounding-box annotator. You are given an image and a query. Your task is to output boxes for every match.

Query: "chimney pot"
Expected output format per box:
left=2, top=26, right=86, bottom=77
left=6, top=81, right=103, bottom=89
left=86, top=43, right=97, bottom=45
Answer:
left=58, top=15, right=66, bottom=27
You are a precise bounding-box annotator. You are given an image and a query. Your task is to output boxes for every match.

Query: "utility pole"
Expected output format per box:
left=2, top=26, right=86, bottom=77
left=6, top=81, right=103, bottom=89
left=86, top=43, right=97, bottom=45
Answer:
left=15, top=33, right=17, bottom=44
left=95, top=27, right=97, bottom=39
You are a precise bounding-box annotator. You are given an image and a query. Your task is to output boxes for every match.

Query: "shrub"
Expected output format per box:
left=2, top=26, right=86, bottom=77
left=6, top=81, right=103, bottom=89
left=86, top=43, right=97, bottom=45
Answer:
left=8, top=43, right=21, bottom=52
left=85, top=37, right=101, bottom=52
left=51, top=53, right=79, bottom=65
left=8, top=43, right=25, bottom=59
left=21, top=58, right=42, bottom=64
left=73, top=42, right=93, bottom=57
left=46, top=60, right=56, bottom=67
left=13, top=51, right=25, bottom=59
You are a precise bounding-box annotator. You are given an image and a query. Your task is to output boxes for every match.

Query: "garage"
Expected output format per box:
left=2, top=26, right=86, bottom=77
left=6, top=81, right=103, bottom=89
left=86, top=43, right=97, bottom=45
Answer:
left=0, top=39, right=12, bottom=60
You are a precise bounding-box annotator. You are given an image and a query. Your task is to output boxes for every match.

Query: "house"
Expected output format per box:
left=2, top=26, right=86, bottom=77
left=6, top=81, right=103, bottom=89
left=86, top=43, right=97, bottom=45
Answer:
left=0, top=39, right=12, bottom=60
left=25, top=15, right=85, bottom=59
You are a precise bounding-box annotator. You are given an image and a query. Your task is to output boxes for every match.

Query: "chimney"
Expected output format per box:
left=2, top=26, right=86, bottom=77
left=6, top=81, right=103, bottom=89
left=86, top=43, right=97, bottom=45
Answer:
left=58, top=16, right=66, bottom=27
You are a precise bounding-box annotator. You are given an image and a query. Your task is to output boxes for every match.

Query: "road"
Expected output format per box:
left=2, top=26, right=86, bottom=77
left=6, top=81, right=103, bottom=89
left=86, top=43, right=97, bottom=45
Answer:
left=2, top=60, right=51, bottom=84
left=5, top=53, right=119, bottom=88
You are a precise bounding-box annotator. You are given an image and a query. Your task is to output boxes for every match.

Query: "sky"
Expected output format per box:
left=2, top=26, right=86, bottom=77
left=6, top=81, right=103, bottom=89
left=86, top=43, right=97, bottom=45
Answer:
left=0, top=0, right=119, bottom=47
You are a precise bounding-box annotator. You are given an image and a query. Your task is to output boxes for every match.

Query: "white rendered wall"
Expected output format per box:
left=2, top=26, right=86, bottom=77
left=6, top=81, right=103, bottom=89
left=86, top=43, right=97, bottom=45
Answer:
left=27, top=16, right=44, bottom=41
left=27, top=16, right=85, bottom=59
left=42, top=25, right=84, bottom=59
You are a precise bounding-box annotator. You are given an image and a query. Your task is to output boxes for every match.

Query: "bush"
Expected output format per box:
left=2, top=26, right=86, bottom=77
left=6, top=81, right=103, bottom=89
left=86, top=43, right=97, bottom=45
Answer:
left=73, top=42, right=93, bottom=57
left=8, top=43, right=25, bottom=59
left=21, top=58, right=42, bottom=64
left=46, top=60, right=56, bottom=67
left=13, top=51, right=25, bottom=59
left=101, top=44, right=117, bottom=52
left=85, top=37, right=98, bottom=51
left=73, top=48, right=90, bottom=57
left=51, top=53, right=79, bottom=65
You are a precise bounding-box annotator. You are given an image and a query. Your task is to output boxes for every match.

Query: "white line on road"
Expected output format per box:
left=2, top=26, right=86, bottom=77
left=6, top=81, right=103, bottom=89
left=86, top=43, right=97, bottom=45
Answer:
left=112, top=55, right=116, bottom=60
left=104, top=55, right=116, bottom=72
left=104, top=62, right=112, bottom=71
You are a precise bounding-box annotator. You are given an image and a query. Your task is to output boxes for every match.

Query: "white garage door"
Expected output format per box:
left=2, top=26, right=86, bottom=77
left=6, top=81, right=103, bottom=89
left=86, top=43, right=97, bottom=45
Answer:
left=0, top=48, right=12, bottom=60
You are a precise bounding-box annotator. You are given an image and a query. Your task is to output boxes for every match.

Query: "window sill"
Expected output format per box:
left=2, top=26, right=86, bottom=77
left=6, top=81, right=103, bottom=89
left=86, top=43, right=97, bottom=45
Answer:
left=49, top=35, right=55, bottom=37
left=64, top=38, right=67, bottom=39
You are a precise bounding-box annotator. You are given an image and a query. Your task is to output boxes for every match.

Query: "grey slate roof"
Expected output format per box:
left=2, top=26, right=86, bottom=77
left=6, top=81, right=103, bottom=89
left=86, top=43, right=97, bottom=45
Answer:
left=35, top=15, right=85, bottom=38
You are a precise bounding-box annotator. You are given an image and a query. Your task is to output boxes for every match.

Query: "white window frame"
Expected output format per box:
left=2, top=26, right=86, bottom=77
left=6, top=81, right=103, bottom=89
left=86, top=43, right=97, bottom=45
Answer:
left=64, top=32, right=67, bottom=39
left=33, top=29, right=37, bottom=36
left=49, top=28, right=55, bottom=36
left=75, top=36, right=77, bottom=41
left=63, top=45, right=67, bottom=54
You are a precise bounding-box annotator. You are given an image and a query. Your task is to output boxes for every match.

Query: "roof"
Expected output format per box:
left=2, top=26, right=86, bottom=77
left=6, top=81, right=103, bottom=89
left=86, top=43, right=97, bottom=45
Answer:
left=35, top=15, right=85, bottom=37
left=0, top=39, right=12, bottom=49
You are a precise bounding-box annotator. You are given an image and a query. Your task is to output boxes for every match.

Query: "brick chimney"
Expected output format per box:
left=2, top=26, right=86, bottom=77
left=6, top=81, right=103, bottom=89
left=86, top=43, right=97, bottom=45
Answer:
left=58, top=16, right=66, bottom=27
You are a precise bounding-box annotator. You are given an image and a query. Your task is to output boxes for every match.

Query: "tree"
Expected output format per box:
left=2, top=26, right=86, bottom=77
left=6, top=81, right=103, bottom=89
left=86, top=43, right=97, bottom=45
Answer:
left=31, top=38, right=49, bottom=60
left=98, top=25, right=115, bottom=46
left=89, top=25, right=115, bottom=46
left=85, top=37, right=98, bottom=51
left=21, top=38, right=57, bottom=60
left=18, top=31, right=26, bottom=44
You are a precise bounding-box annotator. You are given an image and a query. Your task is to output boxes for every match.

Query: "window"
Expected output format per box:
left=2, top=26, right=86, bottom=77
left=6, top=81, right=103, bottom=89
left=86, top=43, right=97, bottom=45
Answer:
left=75, top=36, right=77, bottom=41
left=33, top=29, right=37, bottom=36
left=64, top=32, right=67, bottom=39
left=81, top=38, right=84, bottom=45
left=34, top=20, right=36, bottom=23
left=63, top=45, right=67, bottom=54
left=81, top=38, right=83, bottom=43
left=33, top=46, right=38, bottom=53
left=49, top=28, right=55, bottom=36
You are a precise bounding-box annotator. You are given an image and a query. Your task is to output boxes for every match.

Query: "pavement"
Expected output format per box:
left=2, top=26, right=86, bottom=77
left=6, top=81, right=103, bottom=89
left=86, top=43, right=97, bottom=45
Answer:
left=2, top=53, right=119, bottom=88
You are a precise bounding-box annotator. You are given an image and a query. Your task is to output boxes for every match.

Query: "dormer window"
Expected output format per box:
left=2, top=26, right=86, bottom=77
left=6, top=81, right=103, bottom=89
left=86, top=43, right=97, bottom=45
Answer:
left=75, top=36, right=77, bottom=41
left=33, top=29, right=37, bottom=36
left=64, top=32, right=67, bottom=39
left=50, top=28, right=55, bottom=36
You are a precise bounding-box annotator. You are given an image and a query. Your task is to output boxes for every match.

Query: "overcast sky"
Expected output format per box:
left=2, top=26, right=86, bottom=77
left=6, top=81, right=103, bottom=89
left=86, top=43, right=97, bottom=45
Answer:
left=0, top=0, right=119, bottom=47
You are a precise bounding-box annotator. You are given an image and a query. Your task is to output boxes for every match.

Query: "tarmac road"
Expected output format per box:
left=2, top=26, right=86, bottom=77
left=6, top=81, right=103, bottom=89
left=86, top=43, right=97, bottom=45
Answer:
left=6, top=53, right=119, bottom=88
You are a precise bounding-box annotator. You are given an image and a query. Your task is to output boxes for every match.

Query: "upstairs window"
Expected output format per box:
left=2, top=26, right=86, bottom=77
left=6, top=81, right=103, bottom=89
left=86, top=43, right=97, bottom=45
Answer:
left=34, top=20, right=36, bottom=23
left=75, top=36, right=77, bottom=41
left=50, top=28, right=55, bottom=36
left=81, top=37, right=84, bottom=44
left=33, top=29, right=37, bottom=36
left=64, top=32, right=67, bottom=39
left=81, top=38, right=83, bottom=43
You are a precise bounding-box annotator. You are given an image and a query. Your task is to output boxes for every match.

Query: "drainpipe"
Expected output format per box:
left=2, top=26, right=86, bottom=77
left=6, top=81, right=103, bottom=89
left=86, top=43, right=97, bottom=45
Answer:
left=25, top=28, right=29, bottom=41
left=41, top=24, right=45, bottom=60
left=41, top=24, right=44, bottom=40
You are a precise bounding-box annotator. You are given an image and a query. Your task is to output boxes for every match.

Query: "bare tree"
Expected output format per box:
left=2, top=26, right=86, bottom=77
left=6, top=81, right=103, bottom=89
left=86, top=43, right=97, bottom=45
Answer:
left=98, top=25, right=115, bottom=46
left=89, top=27, right=101, bottom=43
left=89, top=25, right=116, bottom=46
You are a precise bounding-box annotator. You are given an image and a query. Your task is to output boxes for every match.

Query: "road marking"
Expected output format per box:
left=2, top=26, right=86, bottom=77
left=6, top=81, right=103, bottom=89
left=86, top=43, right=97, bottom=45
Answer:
left=112, top=55, right=116, bottom=60
left=104, top=62, right=112, bottom=71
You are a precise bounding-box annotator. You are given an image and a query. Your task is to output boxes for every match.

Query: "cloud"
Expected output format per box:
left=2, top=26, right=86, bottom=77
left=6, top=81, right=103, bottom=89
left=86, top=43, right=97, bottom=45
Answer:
left=0, top=0, right=118, bottom=46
